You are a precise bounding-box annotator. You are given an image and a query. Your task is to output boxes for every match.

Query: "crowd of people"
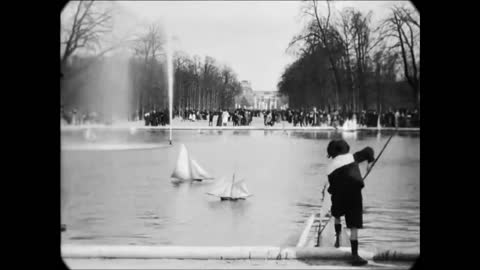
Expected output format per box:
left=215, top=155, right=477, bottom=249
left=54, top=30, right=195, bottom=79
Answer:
left=61, top=106, right=102, bottom=125
left=143, top=109, right=170, bottom=126
left=172, top=107, right=419, bottom=128
left=61, top=105, right=419, bottom=128
left=280, top=108, right=420, bottom=128
left=178, top=109, right=257, bottom=127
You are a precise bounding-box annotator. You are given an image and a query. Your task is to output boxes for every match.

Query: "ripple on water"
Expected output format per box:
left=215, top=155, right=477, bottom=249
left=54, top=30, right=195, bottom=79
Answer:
left=69, top=235, right=100, bottom=241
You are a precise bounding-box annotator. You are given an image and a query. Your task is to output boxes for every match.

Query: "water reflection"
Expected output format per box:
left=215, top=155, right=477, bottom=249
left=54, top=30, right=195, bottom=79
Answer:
left=263, top=130, right=274, bottom=136
left=341, top=131, right=357, bottom=140
left=207, top=199, right=250, bottom=214
left=289, top=131, right=335, bottom=140
left=137, top=210, right=160, bottom=220
left=232, top=130, right=251, bottom=136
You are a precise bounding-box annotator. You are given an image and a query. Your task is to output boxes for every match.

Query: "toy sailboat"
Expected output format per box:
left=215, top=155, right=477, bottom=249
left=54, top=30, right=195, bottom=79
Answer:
left=206, top=173, right=252, bottom=201
left=171, top=144, right=214, bottom=182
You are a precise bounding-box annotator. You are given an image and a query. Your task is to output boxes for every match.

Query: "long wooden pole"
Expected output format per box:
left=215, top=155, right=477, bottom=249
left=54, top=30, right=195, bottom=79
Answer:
left=362, top=133, right=394, bottom=180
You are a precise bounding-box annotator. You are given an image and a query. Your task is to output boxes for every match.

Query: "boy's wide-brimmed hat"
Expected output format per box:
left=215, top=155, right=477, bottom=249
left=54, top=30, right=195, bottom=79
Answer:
left=327, top=139, right=350, bottom=158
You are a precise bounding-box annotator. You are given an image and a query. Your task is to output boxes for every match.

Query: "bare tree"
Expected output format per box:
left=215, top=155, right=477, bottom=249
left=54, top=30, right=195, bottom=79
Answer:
left=382, top=6, right=420, bottom=107
left=337, top=8, right=357, bottom=112
left=350, top=10, right=373, bottom=111
left=290, top=0, right=350, bottom=110
left=131, top=23, right=166, bottom=113
left=282, top=2, right=417, bottom=111
left=168, top=52, right=242, bottom=112
left=310, top=0, right=342, bottom=110
left=173, top=52, right=190, bottom=112
left=202, top=56, right=219, bottom=110
left=132, top=24, right=166, bottom=60
left=61, top=1, right=113, bottom=69
left=372, top=47, right=399, bottom=113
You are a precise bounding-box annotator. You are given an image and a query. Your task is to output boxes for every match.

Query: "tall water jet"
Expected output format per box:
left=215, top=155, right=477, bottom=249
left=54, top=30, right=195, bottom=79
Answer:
left=61, top=1, right=138, bottom=125
left=165, top=29, right=174, bottom=145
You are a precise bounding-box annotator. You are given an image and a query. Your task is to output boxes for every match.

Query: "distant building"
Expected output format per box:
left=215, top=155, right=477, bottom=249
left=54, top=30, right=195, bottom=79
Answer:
left=253, top=91, right=289, bottom=110
left=235, top=81, right=289, bottom=110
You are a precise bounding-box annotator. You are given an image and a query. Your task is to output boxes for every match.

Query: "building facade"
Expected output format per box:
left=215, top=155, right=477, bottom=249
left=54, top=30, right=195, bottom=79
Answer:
left=253, top=91, right=289, bottom=110
left=234, top=81, right=289, bottom=110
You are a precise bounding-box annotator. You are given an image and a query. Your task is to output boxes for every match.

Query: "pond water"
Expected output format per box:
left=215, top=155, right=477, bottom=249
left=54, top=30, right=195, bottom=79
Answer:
left=61, top=129, right=419, bottom=253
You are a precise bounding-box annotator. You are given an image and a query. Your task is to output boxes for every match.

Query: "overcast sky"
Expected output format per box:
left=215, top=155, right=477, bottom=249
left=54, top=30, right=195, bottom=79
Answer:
left=63, top=1, right=417, bottom=91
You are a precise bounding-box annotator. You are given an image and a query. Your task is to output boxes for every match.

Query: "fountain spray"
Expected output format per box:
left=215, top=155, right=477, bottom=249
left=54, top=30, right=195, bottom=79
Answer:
left=166, top=27, right=174, bottom=145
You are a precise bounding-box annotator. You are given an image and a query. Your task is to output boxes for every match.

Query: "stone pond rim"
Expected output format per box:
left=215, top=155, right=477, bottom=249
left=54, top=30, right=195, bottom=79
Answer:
left=61, top=244, right=419, bottom=262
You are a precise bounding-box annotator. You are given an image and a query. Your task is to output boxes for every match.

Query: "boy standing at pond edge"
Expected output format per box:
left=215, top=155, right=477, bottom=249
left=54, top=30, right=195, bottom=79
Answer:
left=325, top=139, right=375, bottom=266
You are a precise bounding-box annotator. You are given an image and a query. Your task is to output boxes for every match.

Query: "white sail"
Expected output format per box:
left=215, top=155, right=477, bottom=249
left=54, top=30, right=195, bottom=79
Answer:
left=231, top=179, right=252, bottom=198
left=238, top=182, right=251, bottom=197
left=171, top=144, right=192, bottom=180
left=190, top=158, right=213, bottom=180
left=171, top=144, right=213, bottom=181
left=206, top=178, right=232, bottom=197
left=207, top=175, right=252, bottom=199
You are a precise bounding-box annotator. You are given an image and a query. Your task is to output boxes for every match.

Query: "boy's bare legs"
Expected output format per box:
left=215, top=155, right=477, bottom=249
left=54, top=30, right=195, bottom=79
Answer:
left=350, top=228, right=357, bottom=241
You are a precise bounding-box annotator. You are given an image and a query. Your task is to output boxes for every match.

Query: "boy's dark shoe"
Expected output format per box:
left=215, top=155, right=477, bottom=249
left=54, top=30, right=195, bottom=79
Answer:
left=350, top=255, right=368, bottom=266
left=334, top=236, right=340, bottom=248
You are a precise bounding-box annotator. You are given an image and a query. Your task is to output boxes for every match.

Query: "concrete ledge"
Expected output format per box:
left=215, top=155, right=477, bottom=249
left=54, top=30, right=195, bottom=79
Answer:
left=62, top=245, right=287, bottom=260
left=295, top=247, right=374, bottom=260
left=63, top=258, right=414, bottom=269
left=61, top=245, right=418, bottom=262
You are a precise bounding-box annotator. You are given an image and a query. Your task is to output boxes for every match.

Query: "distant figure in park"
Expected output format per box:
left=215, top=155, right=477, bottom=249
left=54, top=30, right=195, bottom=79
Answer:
left=196, top=110, right=201, bottom=121
left=332, top=114, right=339, bottom=128
left=299, top=111, right=305, bottom=127
left=222, top=109, right=230, bottom=126
left=293, top=111, right=299, bottom=127
left=71, top=109, right=77, bottom=125
left=325, top=139, right=375, bottom=266
left=144, top=112, right=150, bottom=126
left=209, top=111, right=214, bottom=126
left=399, top=111, right=406, bottom=127
left=151, top=109, right=157, bottom=126
left=216, top=111, right=222, bottom=126
left=189, top=111, right=196, bottom=122
left=266, top=111, right=272, bottom=126
left=394, top=110, right=400, bottom=128
left=233, top=111, right=239, bottom=126
left=275, top=111, right=281, bottom=124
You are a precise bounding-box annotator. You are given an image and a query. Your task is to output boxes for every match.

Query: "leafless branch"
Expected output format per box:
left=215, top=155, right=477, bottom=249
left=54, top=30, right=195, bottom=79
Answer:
left=61, top=0, right=113, bottom=67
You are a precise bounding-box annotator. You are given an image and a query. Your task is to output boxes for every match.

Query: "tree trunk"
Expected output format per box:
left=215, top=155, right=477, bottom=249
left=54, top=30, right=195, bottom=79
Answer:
left=331, top=64, right=341, bottom=110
